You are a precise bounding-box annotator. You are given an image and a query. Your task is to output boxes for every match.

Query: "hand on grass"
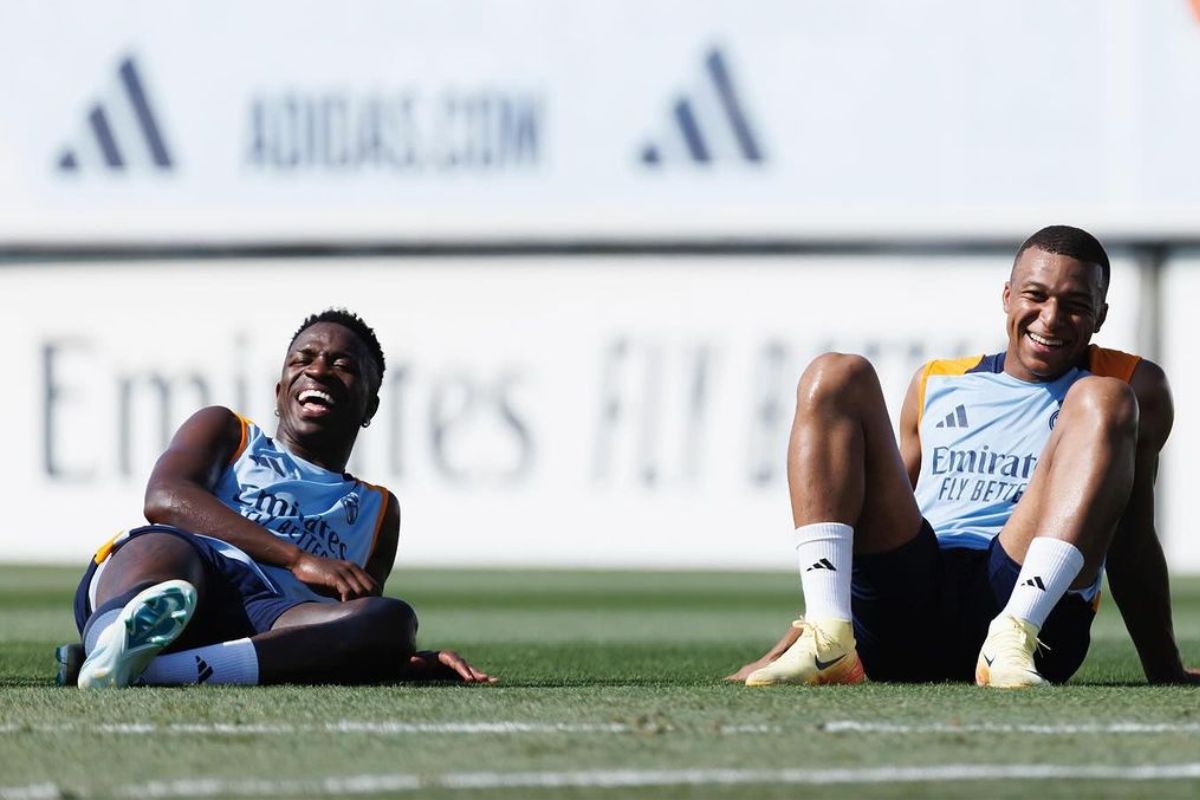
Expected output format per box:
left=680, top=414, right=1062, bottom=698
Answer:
left=1147, top=665, right=1200, bottom=685
left=724, top=654, right=777, bottom=683
left=405, top=650, right=497, bottom=684
left=722, top=622, right=804, bottom=682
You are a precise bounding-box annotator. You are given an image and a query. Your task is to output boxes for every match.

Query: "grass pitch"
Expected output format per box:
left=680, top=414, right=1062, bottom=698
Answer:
left=1, top=566, right=1199, bottom=799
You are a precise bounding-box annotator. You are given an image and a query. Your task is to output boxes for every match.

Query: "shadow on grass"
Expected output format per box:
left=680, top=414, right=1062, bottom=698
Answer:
left=1063, top=680, right=1154, bottom=687
left=0, top=677, right=56, bottom=687
left=464, top=678, right=732, bottom=689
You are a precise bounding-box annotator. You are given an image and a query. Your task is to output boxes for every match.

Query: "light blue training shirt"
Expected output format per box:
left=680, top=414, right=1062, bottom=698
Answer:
left=204, top=415, right=392, bottom=604
left=913, top=346, right=1140, bottom=551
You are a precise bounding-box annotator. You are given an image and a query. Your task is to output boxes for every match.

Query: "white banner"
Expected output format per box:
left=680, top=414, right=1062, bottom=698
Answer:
left=3, top=254, right=1167, bottom=570
left=4, top=1, right=1200, bottom=243
left=1161, top=253, right=1200, bottom=572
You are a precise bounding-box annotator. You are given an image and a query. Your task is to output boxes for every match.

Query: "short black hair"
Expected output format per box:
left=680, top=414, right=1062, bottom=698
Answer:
left=290, top=309, right=386, bottom=389
left=1014, top=225, right=1110, bottom=298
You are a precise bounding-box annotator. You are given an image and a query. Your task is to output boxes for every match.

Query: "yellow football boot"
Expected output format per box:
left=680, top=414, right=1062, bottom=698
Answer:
left=745, top=618, right=865, bottom=687
left=975, top=614, right=1048, bottom=688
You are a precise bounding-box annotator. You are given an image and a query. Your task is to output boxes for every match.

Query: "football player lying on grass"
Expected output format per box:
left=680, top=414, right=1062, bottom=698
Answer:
left=63, top=309, right=494, bottom=687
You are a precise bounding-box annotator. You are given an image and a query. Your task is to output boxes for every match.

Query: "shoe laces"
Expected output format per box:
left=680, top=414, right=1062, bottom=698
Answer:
left=790, top=617, right=834, bottom=652
left=994, top=615, right=1050, bottom=660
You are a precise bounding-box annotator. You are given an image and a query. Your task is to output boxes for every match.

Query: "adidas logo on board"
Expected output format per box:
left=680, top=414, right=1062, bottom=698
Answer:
left=638, top=47, right=765, bottom=168
left=56, top=55, right=174, bottom=174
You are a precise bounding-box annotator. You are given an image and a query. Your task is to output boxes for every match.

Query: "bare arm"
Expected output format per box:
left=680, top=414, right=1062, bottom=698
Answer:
left=364, top=492, right=400, bottom=592
left=898, top=365, right=925, bottom=489
left=144, top=406, right=377, bottom=600
left=1105, top=361, right=1198, bottom=684
left=144, top=406, right=301, bottom=568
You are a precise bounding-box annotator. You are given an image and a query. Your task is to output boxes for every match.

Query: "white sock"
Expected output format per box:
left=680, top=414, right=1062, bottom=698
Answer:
left=1002, top=537, right=1085, bottom=629
left=795, top=522, right=854, bottom=620
left=83, top=609, right=122, bottom=654
left=139, top=638, right=260, bottom=686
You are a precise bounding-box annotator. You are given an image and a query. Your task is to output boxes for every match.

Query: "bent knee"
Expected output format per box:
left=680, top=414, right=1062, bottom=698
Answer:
left=1062, top=376, right=1138, bottom=437
left=796, top=353, right=879, bottom=407
left=113, top=531, right=197, bottom=561
left=103, top=531, right=206, bottom=584
left=352, top=597, right=418, bottom=650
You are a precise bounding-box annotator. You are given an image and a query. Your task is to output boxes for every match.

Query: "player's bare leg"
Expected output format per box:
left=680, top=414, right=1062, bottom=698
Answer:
left=91, top=532, right=208, bottom=603
left=786, top=354, right=923, bottom=553
left=265, top=601, right=493, bottom=683
left=998, top=377, right=1137, bottom=578
left=735, top=354, right=922, bottom=685
left=146, top=598, right=489, bottom=685
left=77, top=533, right=206, bottom=688
left=978, top=376, right=1137, bottom=687
left=80, top=534, right=489, bottom=686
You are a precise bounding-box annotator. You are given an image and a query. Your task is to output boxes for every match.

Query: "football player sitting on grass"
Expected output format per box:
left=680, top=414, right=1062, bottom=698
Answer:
left=727, top=226, right=1199, bottom=688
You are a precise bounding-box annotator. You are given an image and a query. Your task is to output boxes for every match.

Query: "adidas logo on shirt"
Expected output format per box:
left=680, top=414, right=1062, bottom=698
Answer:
left=935, top=405, right=970, bottom=429
left=56, top=55, right=174, bottom=174
left=638, top=47, right=765, bottom=168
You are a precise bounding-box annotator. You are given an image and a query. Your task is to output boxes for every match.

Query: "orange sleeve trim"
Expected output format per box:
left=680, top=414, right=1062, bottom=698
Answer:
left=916, top=363, right=933, bottom=426
left=93, top=530, right=125, bottom=565
left=228, top=414, right=251, bottom=464
left=1087, top=346, right=1141, bottom=384
left=360, top=481, right=391, bottom=566
left=917, top=355, right=983, bottom=425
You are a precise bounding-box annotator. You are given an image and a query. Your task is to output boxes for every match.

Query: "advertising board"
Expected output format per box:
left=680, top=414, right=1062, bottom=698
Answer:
left=4, top=254, right=1163, bottom=569
left=3, top=2, right=1200, bottom=244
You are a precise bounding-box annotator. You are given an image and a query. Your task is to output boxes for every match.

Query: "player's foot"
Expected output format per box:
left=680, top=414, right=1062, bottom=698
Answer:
left=745, top=618, right=865, bottom=687
left=975, top=613, right=1047, bottom=688
left=55, top=643, right=85, bottom=687
left=77, top=580, right=198, bottom=689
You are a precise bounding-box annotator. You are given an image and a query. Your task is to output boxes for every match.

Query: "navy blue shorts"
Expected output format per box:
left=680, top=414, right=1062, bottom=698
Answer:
left=74, top=525, right=306, bottom=652
left=851, top=521, right=1096, bottom=683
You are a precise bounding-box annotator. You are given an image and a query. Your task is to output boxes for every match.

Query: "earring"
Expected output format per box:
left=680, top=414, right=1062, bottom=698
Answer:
left=361, top=419, right=372, bottom=428
left=274, top=408, right=281, bottom=417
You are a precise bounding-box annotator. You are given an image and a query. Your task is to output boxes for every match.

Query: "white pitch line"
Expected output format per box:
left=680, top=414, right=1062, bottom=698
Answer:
left=11, top=762, right=1200, bottom=799
left=110, top=763, right=1200, bottom=797
left=6, top=719, right=1199, bottom=737
left=0, top=785, right=61, bottom=800
left=327, top=721, right=632, bottom=734
left=824, top=720, right=1200, bottom=735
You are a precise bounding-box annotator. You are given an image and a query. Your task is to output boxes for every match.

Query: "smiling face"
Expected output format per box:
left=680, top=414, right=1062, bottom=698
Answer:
left=1002, top=247, right=1108, bottom=382
left=274, top=321, right=380, bottom=468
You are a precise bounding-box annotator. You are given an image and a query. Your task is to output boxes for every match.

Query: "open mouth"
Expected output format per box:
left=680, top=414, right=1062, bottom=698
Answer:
left=1026, top=331, right=1066, bottom=350
left=296, top=388, right=337, bottom=417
